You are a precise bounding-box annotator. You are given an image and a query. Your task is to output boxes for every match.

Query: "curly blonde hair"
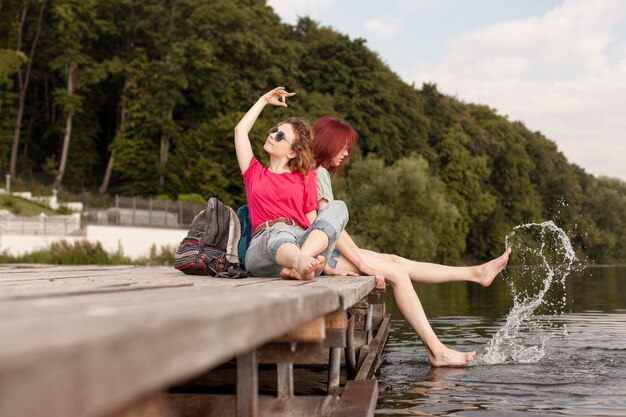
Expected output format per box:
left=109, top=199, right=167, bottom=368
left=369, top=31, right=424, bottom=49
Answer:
left=280, top=118, right=315, bottom=179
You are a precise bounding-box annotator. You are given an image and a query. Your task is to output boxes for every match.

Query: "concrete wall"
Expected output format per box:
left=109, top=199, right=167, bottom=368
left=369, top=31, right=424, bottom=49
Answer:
left=0, top=225, right=187, bottom=259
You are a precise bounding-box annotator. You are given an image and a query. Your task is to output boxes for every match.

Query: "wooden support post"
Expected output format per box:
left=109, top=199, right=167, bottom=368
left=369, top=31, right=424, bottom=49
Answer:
left=325, top=309, right=347, bottom=395
left=276, top=362, right=294, bottom=399
left=327, top=347, right=342, bottom=396
left=132, top=196, right=136, bottom=226
left=164, top=200, right=169, bottom=227
left=364, top=304, right=374, bottom=341
left=345, top=312, right=357, bottom=380
left=237, top=351, right=258, bottom=417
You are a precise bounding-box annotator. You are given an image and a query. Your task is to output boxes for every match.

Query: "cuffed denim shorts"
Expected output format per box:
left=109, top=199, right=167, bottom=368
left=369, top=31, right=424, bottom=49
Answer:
left=245, top=200, right=349, bottom=277
left=328, top=249, right=340, bottom=269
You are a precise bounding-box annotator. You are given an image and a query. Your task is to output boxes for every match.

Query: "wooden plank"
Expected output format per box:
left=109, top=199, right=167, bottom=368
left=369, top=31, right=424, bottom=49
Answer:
left=0, top=265, right=275, bottom=285
left=325, top=310, right=348, bottom=329
left=332, top=379, right=378, bottom=417
left=0, top=265, right=139, bottom=280
left=0, top=281, right=194, bottom=300
left=0, top=285, right=339, bottom=417
left=0, top=285, right=273, bottom=320
left=0, top=266, right=263, bottom=285
left=246, top=275, right=375, bottom=309
left=0, top=264, right=136, bottom=273
left=256, top=343, right=325, bottom=364
left=167, top=394, right=342, bottom=417
left=278, top=317, right=325, bottom=342
left=103, top=393, right=171, bottom=417
left=355, top=314, right=391, bottom=381
left=0, top=269, right=372, bottom=306
left=0, top=274, right=279, bottom=301
left=304, top=276, right=375, bottom=310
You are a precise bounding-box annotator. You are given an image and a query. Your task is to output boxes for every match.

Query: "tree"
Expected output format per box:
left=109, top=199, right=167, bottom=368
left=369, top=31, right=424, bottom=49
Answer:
left=0, top=48, right=27, bottom=173
left=50, top=0, right=107, bottom=188
left=435, top=124, right=496, bottom=262
left=8, top=0, right=46, bottom=178
left=335, top=155, right=460, bottom=263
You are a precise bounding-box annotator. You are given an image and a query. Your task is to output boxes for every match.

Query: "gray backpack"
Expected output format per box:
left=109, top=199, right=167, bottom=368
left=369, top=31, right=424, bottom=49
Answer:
left=174, top=197, right=248, bottom=278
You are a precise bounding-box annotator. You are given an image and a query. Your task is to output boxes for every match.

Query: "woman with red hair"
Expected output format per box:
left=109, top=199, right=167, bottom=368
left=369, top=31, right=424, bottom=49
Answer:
left=312, top=116, right=511, bottom=367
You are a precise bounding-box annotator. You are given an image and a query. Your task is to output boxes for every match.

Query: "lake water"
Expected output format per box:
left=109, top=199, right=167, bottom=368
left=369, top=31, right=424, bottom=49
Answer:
left=375, top=265, right=626, bottom=416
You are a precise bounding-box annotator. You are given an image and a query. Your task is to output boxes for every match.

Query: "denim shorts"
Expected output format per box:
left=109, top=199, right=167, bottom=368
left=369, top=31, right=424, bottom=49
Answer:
left=245, top=200, right=349, bottom=277
left=328, top=249, right=340, bottom=269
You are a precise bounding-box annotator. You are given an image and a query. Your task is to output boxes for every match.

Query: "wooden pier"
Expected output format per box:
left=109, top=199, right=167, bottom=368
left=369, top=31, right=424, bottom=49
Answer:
left=0, top=265, right=389, bottom=417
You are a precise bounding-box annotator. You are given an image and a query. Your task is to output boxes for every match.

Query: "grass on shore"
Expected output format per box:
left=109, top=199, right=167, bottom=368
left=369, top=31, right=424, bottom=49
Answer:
left=0, top=194, right=60, bottom=216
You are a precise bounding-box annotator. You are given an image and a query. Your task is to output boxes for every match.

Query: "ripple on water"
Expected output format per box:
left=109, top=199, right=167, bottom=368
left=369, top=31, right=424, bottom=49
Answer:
left=376, top=313, right=626, bottom=416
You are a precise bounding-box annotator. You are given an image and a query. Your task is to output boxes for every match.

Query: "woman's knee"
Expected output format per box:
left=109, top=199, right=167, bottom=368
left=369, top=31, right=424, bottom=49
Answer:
left=325, top=200, right=349, bottom=222
left=382, top=264, right=410, bottom=285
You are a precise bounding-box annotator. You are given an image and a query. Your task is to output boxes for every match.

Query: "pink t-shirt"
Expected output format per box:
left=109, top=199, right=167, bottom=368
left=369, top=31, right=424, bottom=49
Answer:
left=242, top=157, right=318, bottom=230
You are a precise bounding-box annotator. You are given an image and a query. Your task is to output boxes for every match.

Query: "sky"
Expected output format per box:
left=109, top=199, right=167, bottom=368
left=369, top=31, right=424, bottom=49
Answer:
left=267, top=0, right=626, bottom=181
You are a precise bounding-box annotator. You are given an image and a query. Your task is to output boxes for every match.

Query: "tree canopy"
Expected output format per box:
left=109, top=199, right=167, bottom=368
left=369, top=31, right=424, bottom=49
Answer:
left=1, top=0, right=625, bottom=264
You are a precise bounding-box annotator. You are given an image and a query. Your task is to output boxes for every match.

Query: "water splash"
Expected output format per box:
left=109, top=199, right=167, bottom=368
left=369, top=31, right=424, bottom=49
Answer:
left=478, top=221, right=577, bottom=365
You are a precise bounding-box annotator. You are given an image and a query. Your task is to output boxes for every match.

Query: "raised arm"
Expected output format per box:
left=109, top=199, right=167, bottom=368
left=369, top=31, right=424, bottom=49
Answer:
left=234, top=87, right=295, bottom=173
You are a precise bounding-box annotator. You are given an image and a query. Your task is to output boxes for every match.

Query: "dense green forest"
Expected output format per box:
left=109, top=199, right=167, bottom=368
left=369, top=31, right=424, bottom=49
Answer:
left=1, top=0, right=625, bottom=264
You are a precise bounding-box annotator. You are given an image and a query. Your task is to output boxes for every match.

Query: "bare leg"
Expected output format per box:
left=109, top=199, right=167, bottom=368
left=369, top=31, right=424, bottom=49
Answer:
left=276, top=242, right=325, bottom=281
left=334, top=255, right=476, bottom=367
left=359, top=248, right=511, bottom=286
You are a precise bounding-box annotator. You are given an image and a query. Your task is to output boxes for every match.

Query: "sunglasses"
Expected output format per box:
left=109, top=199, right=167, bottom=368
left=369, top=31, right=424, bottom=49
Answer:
left=269, top=126, right=292, bottom=145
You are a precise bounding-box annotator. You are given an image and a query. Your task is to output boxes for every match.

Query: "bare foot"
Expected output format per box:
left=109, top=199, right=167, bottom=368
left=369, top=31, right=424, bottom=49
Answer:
left=295, top=255, right=325, bottom=281
left=429, top=346, right=477, bottom=367
left=280, top=267, right=301, bottom=280
left=477, top=248, right=512, bottom=287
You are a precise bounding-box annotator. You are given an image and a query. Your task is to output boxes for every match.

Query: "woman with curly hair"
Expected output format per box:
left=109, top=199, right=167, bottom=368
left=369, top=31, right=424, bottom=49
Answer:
left=234, top=88, right=350, bottom=281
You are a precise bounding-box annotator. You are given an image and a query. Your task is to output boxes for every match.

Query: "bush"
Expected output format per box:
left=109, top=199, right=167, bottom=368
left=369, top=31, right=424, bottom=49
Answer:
left=0, top=240, right=131, bottom=265
left=0, top=240, right=178, bottom=266
left=335, top=155, right=460, bottom=263
left=136, top=244, right=176, bottom=266
left=177, top=193, right=206, bottom=204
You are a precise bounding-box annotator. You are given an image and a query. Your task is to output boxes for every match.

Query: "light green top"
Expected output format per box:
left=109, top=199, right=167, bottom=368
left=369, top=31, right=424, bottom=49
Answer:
left=316, top=166, right=334, bottom=203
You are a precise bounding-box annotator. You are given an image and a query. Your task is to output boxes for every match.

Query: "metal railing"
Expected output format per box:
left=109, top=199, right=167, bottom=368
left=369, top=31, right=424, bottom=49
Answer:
left=0, top=214, right=83, bottom=236
left=83, top=196, right=204, bottom=229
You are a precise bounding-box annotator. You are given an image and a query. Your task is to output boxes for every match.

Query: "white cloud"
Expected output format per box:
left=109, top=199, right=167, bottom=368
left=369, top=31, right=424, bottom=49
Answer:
left=364, top=17, right=403, bottom=39
left=405, top=0, right=626, bottom=180
left=396, top=0, right=442, bottom=10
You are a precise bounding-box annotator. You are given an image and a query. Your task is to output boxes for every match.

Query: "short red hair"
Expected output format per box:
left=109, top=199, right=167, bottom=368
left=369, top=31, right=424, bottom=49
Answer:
left=312, top=116, right=358, bottom=176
